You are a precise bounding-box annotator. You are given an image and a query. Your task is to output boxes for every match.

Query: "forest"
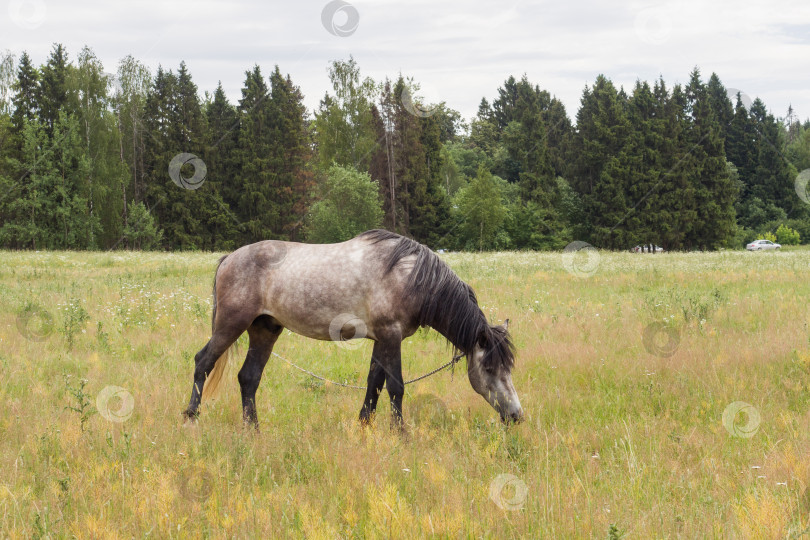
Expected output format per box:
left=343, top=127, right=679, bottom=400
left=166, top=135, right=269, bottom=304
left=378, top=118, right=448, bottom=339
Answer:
left=0, top=44, right=809, bottom=252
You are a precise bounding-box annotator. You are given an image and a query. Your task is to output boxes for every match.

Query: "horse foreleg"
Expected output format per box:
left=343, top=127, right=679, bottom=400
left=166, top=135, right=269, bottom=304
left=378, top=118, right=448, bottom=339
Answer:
left=359, top=345, right=387, bottom=425
left=368, top=336, right=404, bottom=430
left=238, top=317, right=282, bottom=429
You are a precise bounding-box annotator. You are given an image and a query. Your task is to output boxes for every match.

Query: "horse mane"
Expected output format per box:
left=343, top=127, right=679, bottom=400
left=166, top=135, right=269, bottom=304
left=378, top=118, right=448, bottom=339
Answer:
left=358, top=229, right=514, bottom=371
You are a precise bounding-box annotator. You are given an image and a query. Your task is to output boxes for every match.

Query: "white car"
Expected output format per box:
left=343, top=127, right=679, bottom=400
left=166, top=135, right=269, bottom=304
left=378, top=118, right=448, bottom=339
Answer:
left=631, top=244, right=665, bottom=253
left=746, top=239, right=781, bottom=251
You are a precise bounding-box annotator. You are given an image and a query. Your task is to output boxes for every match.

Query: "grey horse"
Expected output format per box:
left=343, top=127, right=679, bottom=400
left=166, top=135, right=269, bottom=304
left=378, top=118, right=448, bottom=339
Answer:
left=183, top=229, right=523, bottom=428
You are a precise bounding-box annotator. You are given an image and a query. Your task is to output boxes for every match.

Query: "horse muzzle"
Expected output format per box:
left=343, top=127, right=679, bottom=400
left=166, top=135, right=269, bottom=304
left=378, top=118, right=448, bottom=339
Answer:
left=500, top=407, right=524, bottom=424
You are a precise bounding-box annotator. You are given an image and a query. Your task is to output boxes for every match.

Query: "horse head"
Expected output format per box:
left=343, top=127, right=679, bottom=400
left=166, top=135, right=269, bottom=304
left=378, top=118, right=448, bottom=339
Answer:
left=466, top=319, right=523, bottom=423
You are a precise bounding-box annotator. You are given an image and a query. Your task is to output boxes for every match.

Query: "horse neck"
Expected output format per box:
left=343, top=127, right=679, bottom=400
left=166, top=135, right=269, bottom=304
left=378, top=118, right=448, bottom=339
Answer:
left=423, top=284, right=487, bottom=356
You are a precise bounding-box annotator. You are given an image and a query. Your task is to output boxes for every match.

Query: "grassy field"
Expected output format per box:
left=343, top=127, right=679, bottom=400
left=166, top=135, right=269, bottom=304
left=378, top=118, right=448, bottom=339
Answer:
left=1, top=247, right=809, bottom=538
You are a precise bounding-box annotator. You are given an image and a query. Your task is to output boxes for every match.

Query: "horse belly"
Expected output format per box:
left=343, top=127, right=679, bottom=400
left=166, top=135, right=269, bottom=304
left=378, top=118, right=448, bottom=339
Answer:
left=260, top=261, right=377, bottom=342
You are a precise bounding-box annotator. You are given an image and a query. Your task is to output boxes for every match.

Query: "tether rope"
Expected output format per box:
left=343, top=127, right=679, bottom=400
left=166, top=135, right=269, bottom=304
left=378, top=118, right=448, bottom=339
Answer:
left=271, top=351, right=465, bottom=390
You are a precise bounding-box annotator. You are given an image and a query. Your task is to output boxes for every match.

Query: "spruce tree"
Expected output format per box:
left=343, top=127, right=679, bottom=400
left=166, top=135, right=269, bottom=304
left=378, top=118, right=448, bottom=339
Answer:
left=38, top=44, right=69, bottom=136
left=10, top=52, right=39, bottom=137
left=268, top=67, right=314, bottom=240
left=141, top=65, right=213, bottom=249
left=572, top=75, right=631, bottom=246
left=488, top=75, right=566, bottom=247
left=656, top=82, right=696, bottom=249
left=726, top=95, right=756, bottom=194
left=684, top=68, right=737, bottom=249
left=705, top=73, right=734, bottom=140
left=413, top=104, right=451, bottom=246
left=0, top=114, right=95, bottom=248
left=0, top=118, right=51, bottom=248
left=749, top=99, right=795, bottom=216
left=620, top=81, right=663, bottom=247
left=203, top=82, right=241, bottom=249
left=233, top=65, right=284, bottom=243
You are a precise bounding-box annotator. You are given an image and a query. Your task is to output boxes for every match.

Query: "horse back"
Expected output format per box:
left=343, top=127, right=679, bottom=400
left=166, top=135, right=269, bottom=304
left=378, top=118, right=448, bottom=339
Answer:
left=213, top=237, right=420, bottom=341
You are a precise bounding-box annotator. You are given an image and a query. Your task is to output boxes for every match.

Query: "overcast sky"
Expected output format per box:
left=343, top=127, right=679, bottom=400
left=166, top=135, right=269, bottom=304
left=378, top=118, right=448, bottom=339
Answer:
left=3, top=0, right=810, bottom=125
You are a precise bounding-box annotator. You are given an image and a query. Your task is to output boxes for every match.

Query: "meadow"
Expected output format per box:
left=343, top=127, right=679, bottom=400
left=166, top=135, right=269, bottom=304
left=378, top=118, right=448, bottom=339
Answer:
left=1, top=247, right=809, bottom=538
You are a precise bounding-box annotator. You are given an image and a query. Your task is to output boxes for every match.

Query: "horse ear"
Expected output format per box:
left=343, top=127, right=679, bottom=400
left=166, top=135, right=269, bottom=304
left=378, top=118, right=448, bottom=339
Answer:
left=503, top=318, right=510, bottom=330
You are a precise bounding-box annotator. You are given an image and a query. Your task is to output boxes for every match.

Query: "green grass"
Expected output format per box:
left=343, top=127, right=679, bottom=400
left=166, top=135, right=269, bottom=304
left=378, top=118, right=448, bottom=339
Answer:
left=1, top=248, right=809, bottom=538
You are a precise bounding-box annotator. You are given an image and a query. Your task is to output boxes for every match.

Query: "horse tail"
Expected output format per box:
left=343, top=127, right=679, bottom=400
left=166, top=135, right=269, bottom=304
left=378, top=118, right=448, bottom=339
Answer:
left=210, top=254, right=227, bottom=333
left=202, top=255, right=232, bottom=402
left=201, top=346, right=233, bottom=401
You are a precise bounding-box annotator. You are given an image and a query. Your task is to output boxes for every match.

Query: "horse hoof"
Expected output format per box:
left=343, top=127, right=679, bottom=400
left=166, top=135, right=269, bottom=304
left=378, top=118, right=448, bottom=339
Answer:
left=390, top=420, right=408, bottom=436
left=359, top=412, right=375, bottom=427
left=395, top=425, right=410, bottom=440
left=242, top=420, right=261, bottom=433
left=181, top=410, right=199, bottom=427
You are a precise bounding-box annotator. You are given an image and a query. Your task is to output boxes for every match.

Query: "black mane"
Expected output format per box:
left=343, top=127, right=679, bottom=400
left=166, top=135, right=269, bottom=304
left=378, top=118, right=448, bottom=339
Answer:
left=358, top=229, right=514, bottom=371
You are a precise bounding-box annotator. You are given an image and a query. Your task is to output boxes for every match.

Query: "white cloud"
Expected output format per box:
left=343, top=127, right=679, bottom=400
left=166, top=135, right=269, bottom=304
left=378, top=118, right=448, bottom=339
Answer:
left=1, top=0, right=808, bottom=122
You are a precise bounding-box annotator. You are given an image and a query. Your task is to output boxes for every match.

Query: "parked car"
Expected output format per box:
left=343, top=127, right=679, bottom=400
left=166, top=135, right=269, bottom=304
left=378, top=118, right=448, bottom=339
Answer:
left=631, top=244, right=665, bottom=253
left=746, top=239, right=781, bottom=251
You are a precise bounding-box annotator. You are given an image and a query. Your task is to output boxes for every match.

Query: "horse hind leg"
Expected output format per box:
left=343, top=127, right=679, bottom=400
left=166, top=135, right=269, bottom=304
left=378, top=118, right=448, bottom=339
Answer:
left=238, top=315, right=283, bottom=429
left=183, top=329, right=241, bottom=422
left=183, top=308, right=255, bottom=423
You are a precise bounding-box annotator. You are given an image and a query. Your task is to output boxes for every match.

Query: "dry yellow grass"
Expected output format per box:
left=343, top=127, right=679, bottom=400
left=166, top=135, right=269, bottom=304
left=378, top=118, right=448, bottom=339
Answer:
left=1, top=248, right=809, bottom=537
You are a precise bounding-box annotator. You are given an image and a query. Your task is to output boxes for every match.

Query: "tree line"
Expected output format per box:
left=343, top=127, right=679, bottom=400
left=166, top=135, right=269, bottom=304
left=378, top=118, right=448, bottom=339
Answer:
left=1, top=44, right=808, bottom=251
